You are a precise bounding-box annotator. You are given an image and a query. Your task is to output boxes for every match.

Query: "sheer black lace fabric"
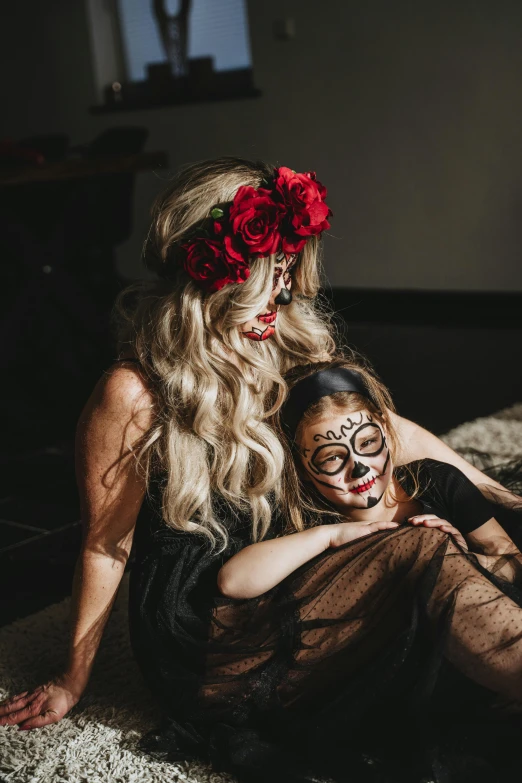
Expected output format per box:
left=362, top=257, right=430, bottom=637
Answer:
left=129, top=458, right=522, bottom=783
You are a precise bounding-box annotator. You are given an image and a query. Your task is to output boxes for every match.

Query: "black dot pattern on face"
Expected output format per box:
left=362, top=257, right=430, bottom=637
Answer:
left=272, top=266, right=283, bottom=290
left=272, top=254, right=297, bottom=291
left=198, top=525, right=522, bottom=715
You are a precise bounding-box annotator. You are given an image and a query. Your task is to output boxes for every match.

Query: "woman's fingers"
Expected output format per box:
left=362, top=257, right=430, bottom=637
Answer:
left=0, top=691, right=31, bottom=714
left=18, top=709, right=60, bottom=731
left=0, top=679, right=79, bottom=730
left=0, top=698, right=35, bottom=723
left=0, top=696, right=44, bottom=726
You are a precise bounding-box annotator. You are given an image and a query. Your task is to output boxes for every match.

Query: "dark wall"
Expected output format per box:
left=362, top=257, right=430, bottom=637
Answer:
left=2, top=0, right=522, bottom=290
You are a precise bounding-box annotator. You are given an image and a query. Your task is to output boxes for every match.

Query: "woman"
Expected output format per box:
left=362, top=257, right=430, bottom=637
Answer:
left=0, top=158, right=515, bottom=781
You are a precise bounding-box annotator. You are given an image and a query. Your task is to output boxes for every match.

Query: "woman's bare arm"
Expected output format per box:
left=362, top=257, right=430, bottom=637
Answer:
left=0, top=364, right=154, bottom=729
left=390, top=412, right=506, bottom=492
left=466, top=517, right=522, bottom=583
left=66, top=364, right=154, bottom=690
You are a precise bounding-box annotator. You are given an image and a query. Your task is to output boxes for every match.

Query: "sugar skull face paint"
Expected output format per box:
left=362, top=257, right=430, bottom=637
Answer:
left=298, top=409, right=392, bottom=512
left=240, top=253, right=297, bottom=341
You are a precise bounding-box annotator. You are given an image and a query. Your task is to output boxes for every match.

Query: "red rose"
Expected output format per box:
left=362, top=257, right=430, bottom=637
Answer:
left=229, top=185, right=285, bottom=257
left=280, top=235, right=308, bottom=255
left=274, top=167, right=332, bottom=246
left=223, top=232, right=246, bottom=265
left=181, top=237, right=250, bottom=293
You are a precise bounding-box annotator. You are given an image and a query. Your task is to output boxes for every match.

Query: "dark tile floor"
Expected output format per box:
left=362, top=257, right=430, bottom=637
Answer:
left=0, top=447, right=82, bottom=626
left=1, top=297, right=521, bottom=628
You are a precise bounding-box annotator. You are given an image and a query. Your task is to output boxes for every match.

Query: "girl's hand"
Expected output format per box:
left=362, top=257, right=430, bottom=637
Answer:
left=407, top=514, right=468, bottom=549
left=328, top=519, right=400, bottom=548
left=0, top=673, right=83, bottom=730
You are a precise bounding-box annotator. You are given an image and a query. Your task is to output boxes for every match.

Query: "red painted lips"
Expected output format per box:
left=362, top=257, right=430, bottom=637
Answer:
left=257, top=310, right=277, bottom=324
left=242, top=325, right=276, bottom=341
left=349, top=476, right=377, bottom=494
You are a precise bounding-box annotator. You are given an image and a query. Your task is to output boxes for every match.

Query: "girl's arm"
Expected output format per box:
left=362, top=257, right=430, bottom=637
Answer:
left=218, top=526, right=331, bottom=600
left=390, top=412, right=506, bottom=492
left=0, top=364, right=153, bottom=729
left=218, top=519, right=399, bottom=599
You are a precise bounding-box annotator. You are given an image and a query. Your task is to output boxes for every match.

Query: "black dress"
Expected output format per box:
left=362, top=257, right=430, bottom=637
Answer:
left=129, top=458, right=522, bottom=783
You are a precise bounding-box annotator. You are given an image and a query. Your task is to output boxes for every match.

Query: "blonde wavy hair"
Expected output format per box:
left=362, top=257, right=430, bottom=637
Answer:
left=113, top=157, right=340, bottom=554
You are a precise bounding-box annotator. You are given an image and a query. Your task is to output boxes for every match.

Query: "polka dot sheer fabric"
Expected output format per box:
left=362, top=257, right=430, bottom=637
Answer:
left=130, top=459, right=522, bottom=783
left=203, top=525, right=522, bottom=711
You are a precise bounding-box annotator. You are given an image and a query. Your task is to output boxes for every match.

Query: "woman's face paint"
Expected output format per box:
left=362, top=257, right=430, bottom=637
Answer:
left=298, top=408, right=392, bottom=511
left=240, top=253, right=297, bottom=341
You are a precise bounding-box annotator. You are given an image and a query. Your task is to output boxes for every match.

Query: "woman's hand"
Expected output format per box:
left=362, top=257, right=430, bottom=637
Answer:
left=328, top=519, right=400, bottom=548
left=0, top=673, right=82, bottom=730
left=407, top=514, right=468, bottom=549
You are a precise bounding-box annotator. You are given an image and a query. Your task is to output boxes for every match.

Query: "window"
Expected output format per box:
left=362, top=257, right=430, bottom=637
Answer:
left=118, top=0, right=252, bottom=81
left=87, top=0, right=259, bottom=111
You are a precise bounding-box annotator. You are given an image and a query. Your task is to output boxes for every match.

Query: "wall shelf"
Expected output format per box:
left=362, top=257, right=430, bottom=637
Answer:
left=91, top=87, right=262, bottom=114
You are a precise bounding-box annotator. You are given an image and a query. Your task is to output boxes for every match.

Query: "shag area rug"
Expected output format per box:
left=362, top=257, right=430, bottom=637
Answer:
left=1, top=403, right=521, bottom=783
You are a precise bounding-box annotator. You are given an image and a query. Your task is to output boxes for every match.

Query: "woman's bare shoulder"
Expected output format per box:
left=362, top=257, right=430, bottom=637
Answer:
left=78, top=361, right=156, bottom=438
left=106, top=359, right=154, bottom=396
left=76, top=362, right=157, bottom=545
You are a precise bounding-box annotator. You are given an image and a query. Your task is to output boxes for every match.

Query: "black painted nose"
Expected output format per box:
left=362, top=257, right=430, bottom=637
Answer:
left=351, top=461, right=370, bottom=479
left=274, top=287, right=292, bottom=305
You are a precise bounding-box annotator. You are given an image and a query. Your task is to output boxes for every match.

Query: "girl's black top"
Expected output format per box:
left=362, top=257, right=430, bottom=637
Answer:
left=128, top=450, right=522, bottom=783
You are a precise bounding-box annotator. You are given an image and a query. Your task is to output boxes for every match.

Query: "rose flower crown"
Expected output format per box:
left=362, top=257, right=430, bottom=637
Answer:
left=173, top=166, right=332, bottom=293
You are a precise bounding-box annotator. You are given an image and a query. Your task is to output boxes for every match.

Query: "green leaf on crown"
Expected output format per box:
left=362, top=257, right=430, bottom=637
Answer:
left=211, top=208, right=224, bottom=219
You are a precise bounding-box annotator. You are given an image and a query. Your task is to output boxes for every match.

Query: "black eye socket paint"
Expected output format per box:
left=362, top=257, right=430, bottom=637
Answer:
left=272, top=266, right=283, bottom=290
left=350, top=422, right=385, bottom=457
left=309, top=443, right=351, bottom=476
left=273, top=254, right=298, bottom=289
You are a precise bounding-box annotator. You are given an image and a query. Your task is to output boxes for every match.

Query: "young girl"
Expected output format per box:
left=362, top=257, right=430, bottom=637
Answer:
left=0, top=158, right=517, bottom=782
left=207, top=358, right=522, bottom=782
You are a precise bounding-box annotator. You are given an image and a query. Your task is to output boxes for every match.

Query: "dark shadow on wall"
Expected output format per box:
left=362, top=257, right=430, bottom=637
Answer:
left=328, top=288, right=522, bottom=435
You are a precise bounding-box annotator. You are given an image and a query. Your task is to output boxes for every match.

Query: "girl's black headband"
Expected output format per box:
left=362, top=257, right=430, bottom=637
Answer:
left=281, top=367, right=374, bottom=440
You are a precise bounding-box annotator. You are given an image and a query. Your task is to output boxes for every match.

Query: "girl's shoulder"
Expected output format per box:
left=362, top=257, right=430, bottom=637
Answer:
left=395, top=458, right=474, bottom=508
left=397, top=458, right=469, bottom=491
left=397, top=458, right=496, bottom=532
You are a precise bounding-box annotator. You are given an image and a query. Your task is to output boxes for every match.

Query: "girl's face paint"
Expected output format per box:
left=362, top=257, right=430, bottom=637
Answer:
left=298, top=409, right=392, bottom=512
left=240, top=253, right=297, bottom=341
